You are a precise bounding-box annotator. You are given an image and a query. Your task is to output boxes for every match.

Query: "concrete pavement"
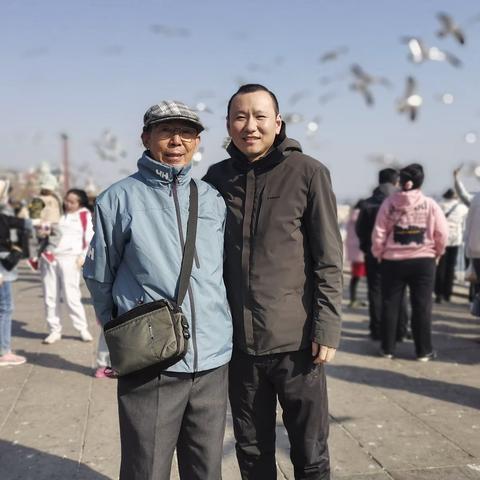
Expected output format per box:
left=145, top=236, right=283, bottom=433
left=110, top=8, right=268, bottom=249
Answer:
left=0, top=266, right=479, bottom=479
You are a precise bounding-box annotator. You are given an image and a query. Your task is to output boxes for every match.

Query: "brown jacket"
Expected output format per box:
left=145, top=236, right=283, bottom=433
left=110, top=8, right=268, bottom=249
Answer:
left=204, top=130, right=343, bottom=355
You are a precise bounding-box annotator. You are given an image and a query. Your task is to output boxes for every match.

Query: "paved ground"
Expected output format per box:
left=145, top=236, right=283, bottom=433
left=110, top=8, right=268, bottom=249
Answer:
left=0, top=266, right=479, bottom=479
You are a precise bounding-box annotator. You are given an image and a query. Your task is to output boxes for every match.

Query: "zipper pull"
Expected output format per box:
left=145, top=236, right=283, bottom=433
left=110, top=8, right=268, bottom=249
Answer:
left=148, top=323, right=154, bottom=340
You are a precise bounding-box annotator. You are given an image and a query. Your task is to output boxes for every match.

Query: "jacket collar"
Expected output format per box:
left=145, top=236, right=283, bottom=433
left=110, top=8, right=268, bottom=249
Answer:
left=137, top=151, right=192, bottom=187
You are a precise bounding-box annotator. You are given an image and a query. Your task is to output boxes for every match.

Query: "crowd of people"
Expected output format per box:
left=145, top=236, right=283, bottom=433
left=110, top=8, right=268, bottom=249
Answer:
left=0, top=84, right=478, bottom=480
left=345, top=164, right=479, bottom=361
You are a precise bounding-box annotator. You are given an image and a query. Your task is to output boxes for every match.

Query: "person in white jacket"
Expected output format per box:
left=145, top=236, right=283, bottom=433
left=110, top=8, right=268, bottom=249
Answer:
left=464, top=191, right=480, bottom=282
left=435, top=189, right=469, bottom=303
left=41, top=189, right=94, bottom=344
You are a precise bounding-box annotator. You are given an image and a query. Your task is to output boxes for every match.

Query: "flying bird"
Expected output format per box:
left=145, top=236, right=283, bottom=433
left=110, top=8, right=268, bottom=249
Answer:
left=283, top=113, right=304, bottom=124
left=401, top=37, right=462, bottom=67
left=397, top=76, right=423, bottom=122
left=349, top=64, right=391, bottom=106
left=289, top=90, right=310, bottom=105
left=93, top=130, right=127, bottom=162
left=319, top=46, right=349, bottom=63
left=436, top=12, right=466, bottom=45
left=149, top=24, right=190, bottom=37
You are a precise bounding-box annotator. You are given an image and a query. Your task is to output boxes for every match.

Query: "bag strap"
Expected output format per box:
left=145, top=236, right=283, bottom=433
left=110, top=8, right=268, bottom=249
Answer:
left=176, top=181, right=198, bottom=306
left=445, top=203, right=458, bottom=219
left=79, top=210, right=88, bottom=249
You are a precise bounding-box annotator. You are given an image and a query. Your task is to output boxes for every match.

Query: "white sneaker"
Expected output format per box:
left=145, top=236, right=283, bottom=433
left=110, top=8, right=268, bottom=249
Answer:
left=80, top=329, right=93, bottom=342
left=43, top=332, right=62, bottom=344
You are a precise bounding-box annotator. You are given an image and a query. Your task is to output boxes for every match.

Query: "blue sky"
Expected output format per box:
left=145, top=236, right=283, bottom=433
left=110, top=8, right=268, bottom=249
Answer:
left=2, top=0, right=479, bottom=201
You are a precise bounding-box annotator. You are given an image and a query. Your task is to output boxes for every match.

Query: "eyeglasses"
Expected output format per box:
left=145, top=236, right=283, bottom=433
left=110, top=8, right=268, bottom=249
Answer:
left=154, top=125, right=199, bottom=142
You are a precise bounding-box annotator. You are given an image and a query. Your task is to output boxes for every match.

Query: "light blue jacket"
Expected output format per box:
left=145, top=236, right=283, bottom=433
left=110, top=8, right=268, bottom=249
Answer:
left=83, top=152, right=232, bottom=373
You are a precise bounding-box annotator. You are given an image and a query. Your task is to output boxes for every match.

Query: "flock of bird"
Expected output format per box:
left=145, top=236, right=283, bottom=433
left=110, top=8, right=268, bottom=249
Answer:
left=90, top=10, right=477, bottom=177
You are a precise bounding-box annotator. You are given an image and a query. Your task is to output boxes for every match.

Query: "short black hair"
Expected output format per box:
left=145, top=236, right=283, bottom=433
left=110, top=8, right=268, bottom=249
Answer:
left=227, top=84, right=280, bottom=117
left=66, top=188, right=89, bottom=208
left=378, top=168, right=399, bottom=185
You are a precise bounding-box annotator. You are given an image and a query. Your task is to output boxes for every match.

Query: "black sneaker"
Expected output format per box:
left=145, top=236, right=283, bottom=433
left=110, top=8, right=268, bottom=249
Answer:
left=417, top=351, right=437, bottom=362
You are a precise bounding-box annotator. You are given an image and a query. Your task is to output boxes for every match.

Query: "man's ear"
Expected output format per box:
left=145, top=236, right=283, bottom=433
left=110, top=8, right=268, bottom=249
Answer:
left=193, top=136, right=201, bottom=151
left=226, top=116, right=231, bottom=136
left=141, top=131, right=149, bottom=149
left=275, top=114, right=282, bottom=134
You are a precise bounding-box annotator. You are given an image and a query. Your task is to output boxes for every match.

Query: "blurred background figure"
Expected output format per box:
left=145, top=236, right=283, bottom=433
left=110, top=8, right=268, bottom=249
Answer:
left=372, top=164, right=448, bottom=361
left=345, top=200, right=366, bottom=307
left=0, top=179, right=36, bottom=366
left=41, top=188, right=94, bottom=345
left=356, top=168, right=409, bottom=341
left=27, top=175, right=63, bottom=271
left=434, top=188, right=468, bottom=303
left=464, top=189, right=480, bottom=292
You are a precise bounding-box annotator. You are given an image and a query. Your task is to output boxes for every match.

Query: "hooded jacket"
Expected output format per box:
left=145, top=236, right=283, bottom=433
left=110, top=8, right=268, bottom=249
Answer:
left=203, top=130, right=343, bottom=355
left=371, top=189, right=448, bottom=261
left=83, top=152, right=232, bottom=373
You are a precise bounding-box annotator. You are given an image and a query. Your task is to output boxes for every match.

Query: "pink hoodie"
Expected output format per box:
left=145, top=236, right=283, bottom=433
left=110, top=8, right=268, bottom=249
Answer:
left=371, top=189, right=448, bottom=261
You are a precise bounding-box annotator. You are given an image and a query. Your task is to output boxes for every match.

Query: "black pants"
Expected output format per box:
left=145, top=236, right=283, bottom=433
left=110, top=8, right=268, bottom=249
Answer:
left=117, top=364, right=228, bottom=480
left=434, top=246, right=459, bottom=301
left=229, top=349, right=330, bottom=480
left=380, top=258, right=436, bottom=357
left=365, top=252, right=408, bottom=339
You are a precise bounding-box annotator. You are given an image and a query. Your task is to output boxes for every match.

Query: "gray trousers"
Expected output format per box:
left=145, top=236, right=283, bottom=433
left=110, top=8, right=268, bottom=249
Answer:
left=117, top=364, right=228, bottom=480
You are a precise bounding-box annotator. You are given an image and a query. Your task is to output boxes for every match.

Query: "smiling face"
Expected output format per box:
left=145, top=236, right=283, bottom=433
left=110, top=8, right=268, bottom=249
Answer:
left=141, top=120, right=200, bottom=166
left=227, top=91, right=282, bottom=162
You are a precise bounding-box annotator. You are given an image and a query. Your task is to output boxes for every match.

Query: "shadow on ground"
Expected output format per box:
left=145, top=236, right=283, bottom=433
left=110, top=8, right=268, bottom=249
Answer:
left=0, top=439, right=110, bottom=480
left=326, top=364, right=480, bottom=410
left=15, top=350, right=93, bottom=377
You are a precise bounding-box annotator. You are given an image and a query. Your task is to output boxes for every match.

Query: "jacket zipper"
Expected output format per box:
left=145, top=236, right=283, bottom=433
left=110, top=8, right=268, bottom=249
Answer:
left=172, top=178, right=198, bottom=372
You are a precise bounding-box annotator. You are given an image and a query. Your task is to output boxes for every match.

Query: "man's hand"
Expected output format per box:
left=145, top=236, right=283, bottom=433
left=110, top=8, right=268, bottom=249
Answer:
left=312, top=342, right=336, bottom=364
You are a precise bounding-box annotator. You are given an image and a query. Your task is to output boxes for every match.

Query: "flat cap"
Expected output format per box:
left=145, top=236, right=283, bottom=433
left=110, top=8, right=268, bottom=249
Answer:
left=143, top=100, right=204, bottom=132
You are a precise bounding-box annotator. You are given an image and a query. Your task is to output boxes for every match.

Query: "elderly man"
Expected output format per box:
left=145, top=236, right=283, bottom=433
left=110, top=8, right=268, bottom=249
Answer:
left=83, top=101, right=232, bottom=480
left=204, top=84, right=343, bottom=480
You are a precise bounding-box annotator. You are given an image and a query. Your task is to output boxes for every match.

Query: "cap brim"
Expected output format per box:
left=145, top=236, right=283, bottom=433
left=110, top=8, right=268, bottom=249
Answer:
left=146, top=116, right=204, bottom=133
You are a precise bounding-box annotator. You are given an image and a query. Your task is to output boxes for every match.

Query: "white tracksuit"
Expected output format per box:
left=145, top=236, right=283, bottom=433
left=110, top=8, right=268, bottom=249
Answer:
left=41, top=208, right=93, bottom=334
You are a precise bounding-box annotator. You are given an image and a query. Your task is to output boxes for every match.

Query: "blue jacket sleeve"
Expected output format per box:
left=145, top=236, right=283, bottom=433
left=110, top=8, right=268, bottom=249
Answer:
left=83, top=204, right=125, bottom=326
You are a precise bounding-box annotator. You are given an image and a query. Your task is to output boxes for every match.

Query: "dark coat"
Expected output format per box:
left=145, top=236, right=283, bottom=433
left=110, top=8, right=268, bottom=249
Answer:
left=355, top=187, right=386, bottom=255
left=0, top=213, right=28, bottom=253
left=203, top=133, right=343, bottom=355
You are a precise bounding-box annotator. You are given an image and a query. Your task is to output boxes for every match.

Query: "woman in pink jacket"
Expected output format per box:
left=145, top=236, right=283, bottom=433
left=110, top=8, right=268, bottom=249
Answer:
left=371, top=164, right=448, bottom=361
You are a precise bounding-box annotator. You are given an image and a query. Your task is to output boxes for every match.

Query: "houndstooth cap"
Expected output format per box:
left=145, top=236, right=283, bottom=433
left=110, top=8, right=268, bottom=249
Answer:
left=143, top=101, right=204, bottom=132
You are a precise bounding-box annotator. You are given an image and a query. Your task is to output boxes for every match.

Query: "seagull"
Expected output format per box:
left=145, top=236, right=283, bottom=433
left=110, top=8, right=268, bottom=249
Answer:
left=93, top=130, right=127, bottom=162
left=434, top=93, right=454, bottom=105
left=318, top=92, right=336, bottom=105
left=192, top=147, right=204, bottom=165
left=194, top=102, right=213, bottom=114
left=149, top=25, right=190, bottom=37
left=350, top=82, right=374, bottom=106
left=397, top=76, right=423, bottom=122
left=306, top=117, right=321, bottom=136
left=289, top=90, right=310, bottom=105
left=349, top=64, right=391, bottom=106
left=436, top=13, right=466, bottom=45
left=283, top=113, right=304, bottom=124
left=319, top=46, right=349, bottom=63
left=367, top=153, right=400, bottom=168
left=351, top=64, right=391, bottom=87
left=401, top=37, right=462, bottom=67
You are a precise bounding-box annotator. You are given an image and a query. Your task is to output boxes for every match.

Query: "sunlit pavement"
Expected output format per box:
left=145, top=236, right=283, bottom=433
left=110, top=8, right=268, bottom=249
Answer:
left=0, top=267, right=479, bottom=479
